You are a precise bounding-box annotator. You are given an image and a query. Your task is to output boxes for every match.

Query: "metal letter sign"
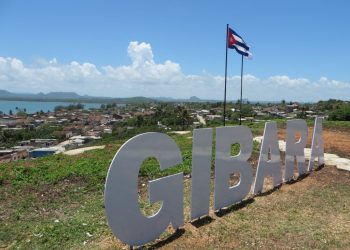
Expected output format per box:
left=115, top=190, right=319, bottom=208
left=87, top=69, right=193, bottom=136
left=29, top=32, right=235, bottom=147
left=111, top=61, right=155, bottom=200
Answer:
left=214, top=126, right=253, bottom=210
left=104, top=118, right=325, bottom=246
left=308, top=117, right=324, bottom=170
left=285, top=119, right=308, bottom=181
left=190, top=128, right=213, bottom=220
left=252, top=122, right=282, bottom=194
left=104, top=132, right=184, bottom=246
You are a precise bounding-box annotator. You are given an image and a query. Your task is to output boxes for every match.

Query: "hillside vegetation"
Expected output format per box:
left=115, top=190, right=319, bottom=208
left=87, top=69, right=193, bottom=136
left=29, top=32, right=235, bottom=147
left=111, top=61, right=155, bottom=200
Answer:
left=1, top=122, right=350, bottom=249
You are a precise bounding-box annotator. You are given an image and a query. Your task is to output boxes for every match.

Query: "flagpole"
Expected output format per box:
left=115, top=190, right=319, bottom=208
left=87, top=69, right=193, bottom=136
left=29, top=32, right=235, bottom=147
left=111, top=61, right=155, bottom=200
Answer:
left=239, top=54, right=243, bottom=125
left=223, top=24, right=229, bottom=126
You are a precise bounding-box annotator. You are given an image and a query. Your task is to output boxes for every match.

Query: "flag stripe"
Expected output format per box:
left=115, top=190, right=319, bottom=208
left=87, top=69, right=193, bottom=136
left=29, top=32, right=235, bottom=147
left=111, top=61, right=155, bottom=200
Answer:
left=231, top=43, right=248, bottom=54
left=230, top=28, right=243, bottom=40
left=228, top=27, right=252, bottom=58
left=234, top=47, right=251, bottom=57
left=235, top=40, right=250, bottom=51
left=232, top=33, right=244, bottom=44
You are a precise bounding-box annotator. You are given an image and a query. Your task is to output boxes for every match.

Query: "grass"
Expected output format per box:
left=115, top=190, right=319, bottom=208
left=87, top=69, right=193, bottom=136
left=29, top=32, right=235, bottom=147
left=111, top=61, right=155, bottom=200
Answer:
left=1, top=122, right=350, bottom=249
left=0, top=133, right=197, bottom=249
left=309, top=119, right=350, bottom=130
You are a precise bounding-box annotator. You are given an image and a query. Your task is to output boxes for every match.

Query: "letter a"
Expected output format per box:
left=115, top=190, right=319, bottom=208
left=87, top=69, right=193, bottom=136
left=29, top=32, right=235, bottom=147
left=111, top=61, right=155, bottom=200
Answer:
left=284, top=119, right=308, bottom=181
left=252, top=122, right=282, bottom=195
left=308, top=117, right=324, bottom=171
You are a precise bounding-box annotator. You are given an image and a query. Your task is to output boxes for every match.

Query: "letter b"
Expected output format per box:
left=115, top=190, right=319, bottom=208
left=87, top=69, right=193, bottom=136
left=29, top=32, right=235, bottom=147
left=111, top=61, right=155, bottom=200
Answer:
left=214, top=126, right=253, bottom=210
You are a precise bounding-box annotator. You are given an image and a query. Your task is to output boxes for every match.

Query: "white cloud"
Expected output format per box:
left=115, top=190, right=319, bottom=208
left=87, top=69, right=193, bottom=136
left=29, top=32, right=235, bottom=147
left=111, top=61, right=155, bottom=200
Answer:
left=127, top=41, right=154, bottom=67
left=267, top=75, right=310, bottom=87
left=102, top=41, right=182, bottom=84
left=0, top=41, right=349, bottom=101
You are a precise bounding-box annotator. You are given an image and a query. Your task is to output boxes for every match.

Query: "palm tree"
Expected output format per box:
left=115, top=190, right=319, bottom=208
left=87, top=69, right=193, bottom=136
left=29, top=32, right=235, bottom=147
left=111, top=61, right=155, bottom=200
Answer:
left=175, top=106, right=190, bottom=130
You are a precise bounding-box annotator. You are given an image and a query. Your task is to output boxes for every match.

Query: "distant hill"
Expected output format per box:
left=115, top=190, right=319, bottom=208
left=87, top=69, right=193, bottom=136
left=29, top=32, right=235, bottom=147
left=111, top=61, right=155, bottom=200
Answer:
left=43, top=92, right=83, bottom=99
left=0, top=90, right=315, bottom=104
left=154, top=96, right=218, bottom=103
left=0, top=89, right=16, bottom=98
left=0, top=90, right=156, bottom=104
left=0, top=90, right=221, bottom=103
left=0, top=90, right=97, bottom=101
left=189, top=96, right=201, bottom=102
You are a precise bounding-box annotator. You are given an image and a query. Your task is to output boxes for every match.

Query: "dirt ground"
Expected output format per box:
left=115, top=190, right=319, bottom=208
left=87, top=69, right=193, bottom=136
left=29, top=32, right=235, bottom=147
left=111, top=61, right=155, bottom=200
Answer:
left=3, top=126, right=349, bottom=249
left=92, top=164, right=350, bottom=249
left=89, top=126, right=350, bottom=249
left=278, top=127, right=350, bottom=158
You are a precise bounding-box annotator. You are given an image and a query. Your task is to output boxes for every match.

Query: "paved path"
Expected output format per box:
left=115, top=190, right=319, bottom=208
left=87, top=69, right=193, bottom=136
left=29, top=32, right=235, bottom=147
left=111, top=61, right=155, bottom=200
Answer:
left=169, top=131, right=191, bottom=135
left=63, top=145, right=106, bottom=156
left=254, top=136, right=350, bottom=171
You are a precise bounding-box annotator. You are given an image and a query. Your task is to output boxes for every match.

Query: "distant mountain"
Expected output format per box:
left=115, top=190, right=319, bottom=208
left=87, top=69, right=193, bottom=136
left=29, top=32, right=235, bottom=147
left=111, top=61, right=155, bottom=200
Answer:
left=154, top=97, right=176, bottom=102
left=43, top=92, right=83, bottom=99
left=189, top=96, right=201, bottom=102
left=154, top=96, right=218, bottom=103
left=0, top=90, right=156, bottom=104
left=0, top=90, right=93, bottom=100
left=0, top=89, right=16, bottom=98
left=0, top=89, right=222, bottom=103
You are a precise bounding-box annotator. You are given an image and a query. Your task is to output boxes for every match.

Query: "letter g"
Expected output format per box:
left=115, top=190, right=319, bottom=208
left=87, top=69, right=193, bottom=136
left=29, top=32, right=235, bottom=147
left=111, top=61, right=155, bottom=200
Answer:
left=104, top=132, right=183, bottom=246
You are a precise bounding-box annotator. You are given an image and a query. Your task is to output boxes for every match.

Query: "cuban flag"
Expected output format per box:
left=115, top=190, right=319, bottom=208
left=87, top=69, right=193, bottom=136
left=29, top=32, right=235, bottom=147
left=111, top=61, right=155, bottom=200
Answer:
left=228, top=27, right=252, bottom=58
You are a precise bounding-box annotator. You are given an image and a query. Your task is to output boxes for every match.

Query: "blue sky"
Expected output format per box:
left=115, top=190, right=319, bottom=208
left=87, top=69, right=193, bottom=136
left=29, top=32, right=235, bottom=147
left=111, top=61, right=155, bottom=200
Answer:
left=0, top=0, right=349, bottom=101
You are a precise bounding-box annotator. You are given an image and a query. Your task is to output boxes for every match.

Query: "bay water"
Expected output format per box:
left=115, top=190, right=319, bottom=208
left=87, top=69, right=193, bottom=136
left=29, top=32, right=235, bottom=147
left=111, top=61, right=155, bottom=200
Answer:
left=0, top=100, right=103, bottom=114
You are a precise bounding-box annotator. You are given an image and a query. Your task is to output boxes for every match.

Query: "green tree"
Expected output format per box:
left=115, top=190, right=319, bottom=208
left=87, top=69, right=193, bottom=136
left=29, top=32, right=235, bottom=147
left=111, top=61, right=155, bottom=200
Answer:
left=16, top=111, right=27, bottom=117
left=175, top=106, right=191, bottom=130
left=329, top=104, right=350, bottom=121
left=241, top=105, right=254, bottom=117
left=136, top=115, right=144, bottom=127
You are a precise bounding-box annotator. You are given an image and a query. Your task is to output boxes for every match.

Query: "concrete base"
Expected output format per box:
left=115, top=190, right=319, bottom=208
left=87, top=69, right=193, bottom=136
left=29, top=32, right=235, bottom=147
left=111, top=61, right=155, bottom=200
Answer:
left=253, top=136, right=350, bottom=172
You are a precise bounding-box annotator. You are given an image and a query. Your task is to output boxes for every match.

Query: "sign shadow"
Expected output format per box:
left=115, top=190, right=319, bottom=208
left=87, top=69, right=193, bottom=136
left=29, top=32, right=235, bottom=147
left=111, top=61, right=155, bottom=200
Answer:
left=144, top=228, right=185, bottom=249
left=215, top=197, right=255, bottom=217
left=190, top=215, right=215, bottom=228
